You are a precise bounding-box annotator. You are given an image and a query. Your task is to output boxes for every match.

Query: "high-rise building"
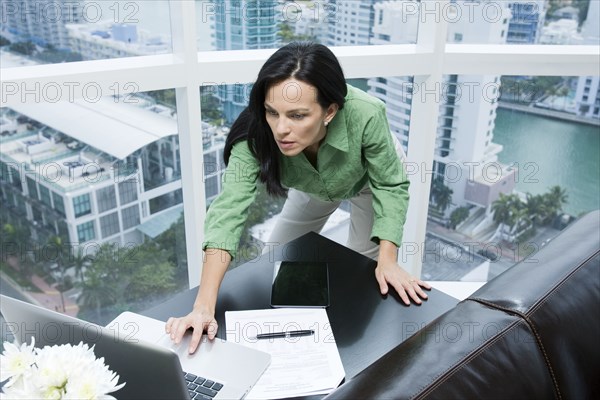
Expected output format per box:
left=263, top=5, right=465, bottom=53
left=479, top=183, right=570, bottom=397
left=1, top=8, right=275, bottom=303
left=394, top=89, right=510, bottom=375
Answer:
left=369, top=1, right=516, bottom=226
left=2, top=0, right=84, bottom=50
left=214, top=0, right=279, bottom=123
left=507, top=0, right=547, bottom=44
left=573, top=0, right=600, bottom=120
left=326, top=0, right=383, bottom=46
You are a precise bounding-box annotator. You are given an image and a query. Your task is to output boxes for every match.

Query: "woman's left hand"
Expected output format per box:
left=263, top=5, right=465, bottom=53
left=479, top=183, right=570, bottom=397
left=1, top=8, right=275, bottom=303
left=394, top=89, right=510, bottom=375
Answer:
left=375, top=260, right=431, bottom=305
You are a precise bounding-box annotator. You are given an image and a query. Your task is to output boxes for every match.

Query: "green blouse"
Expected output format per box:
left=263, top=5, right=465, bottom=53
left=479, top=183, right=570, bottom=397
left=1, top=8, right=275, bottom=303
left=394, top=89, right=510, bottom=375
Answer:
left=202, top=84, right=410, bottom=258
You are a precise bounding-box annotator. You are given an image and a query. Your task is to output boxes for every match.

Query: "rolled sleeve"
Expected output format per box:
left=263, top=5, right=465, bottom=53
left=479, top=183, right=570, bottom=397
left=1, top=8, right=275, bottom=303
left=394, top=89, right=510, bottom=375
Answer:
left=362, top=105, right=410, bottom=247
left=202, top=141, right=259, bottom=259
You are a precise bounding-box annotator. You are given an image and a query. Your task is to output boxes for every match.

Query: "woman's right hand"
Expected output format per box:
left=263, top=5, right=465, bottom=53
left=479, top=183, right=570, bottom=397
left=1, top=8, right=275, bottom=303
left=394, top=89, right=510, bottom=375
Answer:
left=165, top=305, right=218, bottom=354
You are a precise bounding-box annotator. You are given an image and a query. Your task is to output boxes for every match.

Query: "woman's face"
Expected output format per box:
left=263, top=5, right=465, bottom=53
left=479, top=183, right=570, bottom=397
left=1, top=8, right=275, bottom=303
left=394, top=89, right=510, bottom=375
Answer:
left=264, top=78, right=338, bottom=157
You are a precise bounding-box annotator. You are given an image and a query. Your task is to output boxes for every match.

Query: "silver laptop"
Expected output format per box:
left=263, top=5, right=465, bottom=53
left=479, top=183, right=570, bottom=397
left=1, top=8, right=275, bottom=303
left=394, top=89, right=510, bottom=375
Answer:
left=0, top=295, right=270, bottom=399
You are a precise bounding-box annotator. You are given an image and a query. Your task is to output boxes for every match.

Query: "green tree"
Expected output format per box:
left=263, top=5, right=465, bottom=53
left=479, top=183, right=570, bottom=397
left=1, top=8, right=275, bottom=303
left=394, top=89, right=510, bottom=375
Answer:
left=492, top=193, right=522, bottom=227
left=46, top=235, right=72, bottom=312
left=525, top=193, right=549, bottom=226
left=574, top=0, right=591, bottom=26
left=77, top=263, right=118, bottom=321
left=449, top=207, right=469, bottom=230
left=146, top=89, right=176, bottom=108
left=430, top=178, right=453, bottom=213
left=125, top=261, right=176, bottom=302
left=200, top=87, right=225, bottom=125
left=36, top=48, right=83, bottom=63
left=0, top=36, right=11, bottom=47
left=545, top=185, right=568, bottom=220
left=277, top=22, right=316, bottom=45
left=71, top=247, right=90, bottom=283
left=9, top=41, right=36, bottom=56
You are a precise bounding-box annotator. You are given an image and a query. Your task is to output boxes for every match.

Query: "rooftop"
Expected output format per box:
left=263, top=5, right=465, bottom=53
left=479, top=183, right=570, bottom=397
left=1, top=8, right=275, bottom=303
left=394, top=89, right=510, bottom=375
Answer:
left=8, top=97, right=178, bottom=160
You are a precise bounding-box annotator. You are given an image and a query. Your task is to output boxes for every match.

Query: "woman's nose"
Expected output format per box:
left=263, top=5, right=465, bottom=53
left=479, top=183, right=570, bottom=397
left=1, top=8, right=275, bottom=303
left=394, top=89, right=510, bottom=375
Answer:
left=276, top=117, right=291, bottom=135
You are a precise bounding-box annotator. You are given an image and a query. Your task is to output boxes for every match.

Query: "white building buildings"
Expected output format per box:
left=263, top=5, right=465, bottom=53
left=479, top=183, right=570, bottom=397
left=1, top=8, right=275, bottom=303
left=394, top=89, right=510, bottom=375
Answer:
left=369, top=1, right=516, bottom=225
left=66, top=22, right=171, bottom=60
left=539, top=19, right=581, bottom=45
left=325, top=0, right=383, bottom=46
left=0, top=53, right=226, bottom=253
left=574, top=0, right=600, bottom=119
left=1, top=0, right=84, bottom=50
left=283, top=1, right=329, bottom=40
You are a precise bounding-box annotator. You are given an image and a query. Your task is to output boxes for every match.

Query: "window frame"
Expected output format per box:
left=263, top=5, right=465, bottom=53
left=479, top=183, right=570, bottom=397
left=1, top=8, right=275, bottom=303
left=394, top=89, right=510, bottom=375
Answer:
left=1, top=1, right=598, bottom=285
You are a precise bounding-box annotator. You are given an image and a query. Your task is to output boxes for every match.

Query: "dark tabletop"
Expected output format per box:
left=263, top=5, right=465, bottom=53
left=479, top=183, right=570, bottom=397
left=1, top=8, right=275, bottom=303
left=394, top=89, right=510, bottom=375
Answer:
left=144, top=232, right=458, bottom=385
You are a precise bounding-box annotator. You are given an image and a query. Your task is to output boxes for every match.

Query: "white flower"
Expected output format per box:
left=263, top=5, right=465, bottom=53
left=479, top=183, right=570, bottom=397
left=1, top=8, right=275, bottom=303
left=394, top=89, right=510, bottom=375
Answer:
left=0, top=339, right=125, bottom=400
left=0, top=337, right=36, bottom=387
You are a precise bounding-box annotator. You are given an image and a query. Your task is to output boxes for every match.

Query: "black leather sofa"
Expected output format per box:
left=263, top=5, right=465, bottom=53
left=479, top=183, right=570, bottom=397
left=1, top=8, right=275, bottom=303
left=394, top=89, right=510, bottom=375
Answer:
left=325, top=210, right=600, bottom=399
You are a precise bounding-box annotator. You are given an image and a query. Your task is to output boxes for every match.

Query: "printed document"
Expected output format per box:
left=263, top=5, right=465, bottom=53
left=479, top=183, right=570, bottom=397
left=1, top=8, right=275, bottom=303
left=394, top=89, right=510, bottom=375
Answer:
left=225, top=308, right=345, bottom=399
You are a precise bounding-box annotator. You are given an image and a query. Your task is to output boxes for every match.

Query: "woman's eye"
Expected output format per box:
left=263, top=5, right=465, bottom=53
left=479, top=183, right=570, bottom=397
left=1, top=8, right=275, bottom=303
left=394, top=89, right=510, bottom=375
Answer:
left=292, top=114, right=304, bottom=119
left=266, top=110, right=277, bottom=116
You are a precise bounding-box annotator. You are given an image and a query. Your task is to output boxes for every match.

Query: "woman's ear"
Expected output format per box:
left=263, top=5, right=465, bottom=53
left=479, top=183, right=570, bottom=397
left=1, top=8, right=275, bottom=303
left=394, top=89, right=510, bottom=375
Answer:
left=325, top=103, right=339, bottom=122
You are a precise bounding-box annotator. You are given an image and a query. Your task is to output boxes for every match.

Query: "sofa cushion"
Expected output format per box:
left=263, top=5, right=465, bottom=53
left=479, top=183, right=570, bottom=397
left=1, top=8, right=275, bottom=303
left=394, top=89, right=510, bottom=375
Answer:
left=325, top=210, right=600, bottom=399
left=325, top=300, right=557, bottom=399
left=469, top=210, right=600, bottom=399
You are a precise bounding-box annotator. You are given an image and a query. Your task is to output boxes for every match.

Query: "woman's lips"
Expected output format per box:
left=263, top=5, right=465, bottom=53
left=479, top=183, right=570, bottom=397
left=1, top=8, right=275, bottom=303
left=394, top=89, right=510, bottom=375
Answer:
left=278, top=140, right=295, bottom=150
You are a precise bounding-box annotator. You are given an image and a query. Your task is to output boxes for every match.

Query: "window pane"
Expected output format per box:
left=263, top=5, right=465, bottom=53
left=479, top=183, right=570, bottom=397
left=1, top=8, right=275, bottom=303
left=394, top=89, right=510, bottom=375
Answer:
left=423, top=74, right=599, bottom=283
left=100, top=212, right=120, bottom=238
left=1, top=0, right=172, bottom=68
left=52, top=191, right=65, bottom=216
left=38, top=184, right=51, bottom=206
left=197, top=0, right=418, bottom=51
left=118, top=179, right=138, bottom=205
left=73, top=193, right=92, bottom=218
left=441, top=0, right=599, bottom=45
left=121, top=204, right=140, bottom=230
left=0, top=89, right=189, bottom=325
left=96, top=185, right=117, bottom=213
left=77, top=220, right=96, bottom=242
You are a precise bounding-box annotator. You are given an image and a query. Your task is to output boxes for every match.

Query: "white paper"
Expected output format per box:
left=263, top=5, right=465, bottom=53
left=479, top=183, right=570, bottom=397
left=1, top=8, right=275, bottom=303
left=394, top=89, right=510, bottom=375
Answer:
left=225, top=308, right=345, bottom=399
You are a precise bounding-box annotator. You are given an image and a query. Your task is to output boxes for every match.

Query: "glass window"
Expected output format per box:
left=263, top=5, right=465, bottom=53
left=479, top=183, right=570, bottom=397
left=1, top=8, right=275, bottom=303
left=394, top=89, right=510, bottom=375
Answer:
left=149, top=189, right=183, bottom=214
left=200, top=0, right=419, bottom=51
left=121, top=204, right=140, bottom=230
left=443, top=0, right=599, bottom=46
left=38, top=184, right=52, bottom=207
left=1, top=0, right=172, bottom=68
left=77, top=220, right=96, bottom=242
left=0, top=89, right=190, bottom=324
left=73, top=193, right=92, bottom=218
left=26, top=176, right=38, bottom=200
left=52, top=192, right=65, bottom=216
left=424, top=74, right=599, bottom=284
left=100, top=212, right=120, bottom=238
left=96, top=185, right=117, bottom=213
left=118, top=179, right=138, bottom=205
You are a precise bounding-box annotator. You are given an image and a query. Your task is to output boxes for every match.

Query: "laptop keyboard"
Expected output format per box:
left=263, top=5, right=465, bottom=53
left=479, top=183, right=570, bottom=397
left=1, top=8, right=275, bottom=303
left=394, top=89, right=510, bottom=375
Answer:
left=184, top=372, right=224, bottom=399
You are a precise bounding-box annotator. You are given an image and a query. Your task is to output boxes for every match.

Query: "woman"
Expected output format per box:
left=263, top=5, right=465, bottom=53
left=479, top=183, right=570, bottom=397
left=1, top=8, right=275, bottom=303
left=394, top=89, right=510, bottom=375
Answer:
left=166, top=42, right=430, bottom=353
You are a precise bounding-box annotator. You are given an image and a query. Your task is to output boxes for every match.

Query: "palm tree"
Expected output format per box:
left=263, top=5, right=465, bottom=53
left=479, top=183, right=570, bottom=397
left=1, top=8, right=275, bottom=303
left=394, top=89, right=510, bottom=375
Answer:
left=430, top=178, right=453, bottom=213
left=449, top=207, right=470, bottom=230
left=77, top=265, right=117, bottom=322
left=545, top=185, right=568, bottom=219
left=71, top=248, right=89, bottom=284
left=436, top=184, right=453, bottom=213
left=492, top=193, right=512, bottom=226
left=525, top=193, right=548, bottom=226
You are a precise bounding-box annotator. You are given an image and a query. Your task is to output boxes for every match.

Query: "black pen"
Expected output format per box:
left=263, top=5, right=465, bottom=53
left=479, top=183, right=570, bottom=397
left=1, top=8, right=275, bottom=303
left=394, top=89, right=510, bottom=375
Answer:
left=255, top=330, right=314, bottom=340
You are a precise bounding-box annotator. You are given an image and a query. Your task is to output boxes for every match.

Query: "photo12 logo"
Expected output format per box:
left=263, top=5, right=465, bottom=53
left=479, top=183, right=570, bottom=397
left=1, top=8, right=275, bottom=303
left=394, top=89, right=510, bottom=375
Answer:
left=1, top=81, right=140, bottom=105
left=1, top=1, right=140, bottom=25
